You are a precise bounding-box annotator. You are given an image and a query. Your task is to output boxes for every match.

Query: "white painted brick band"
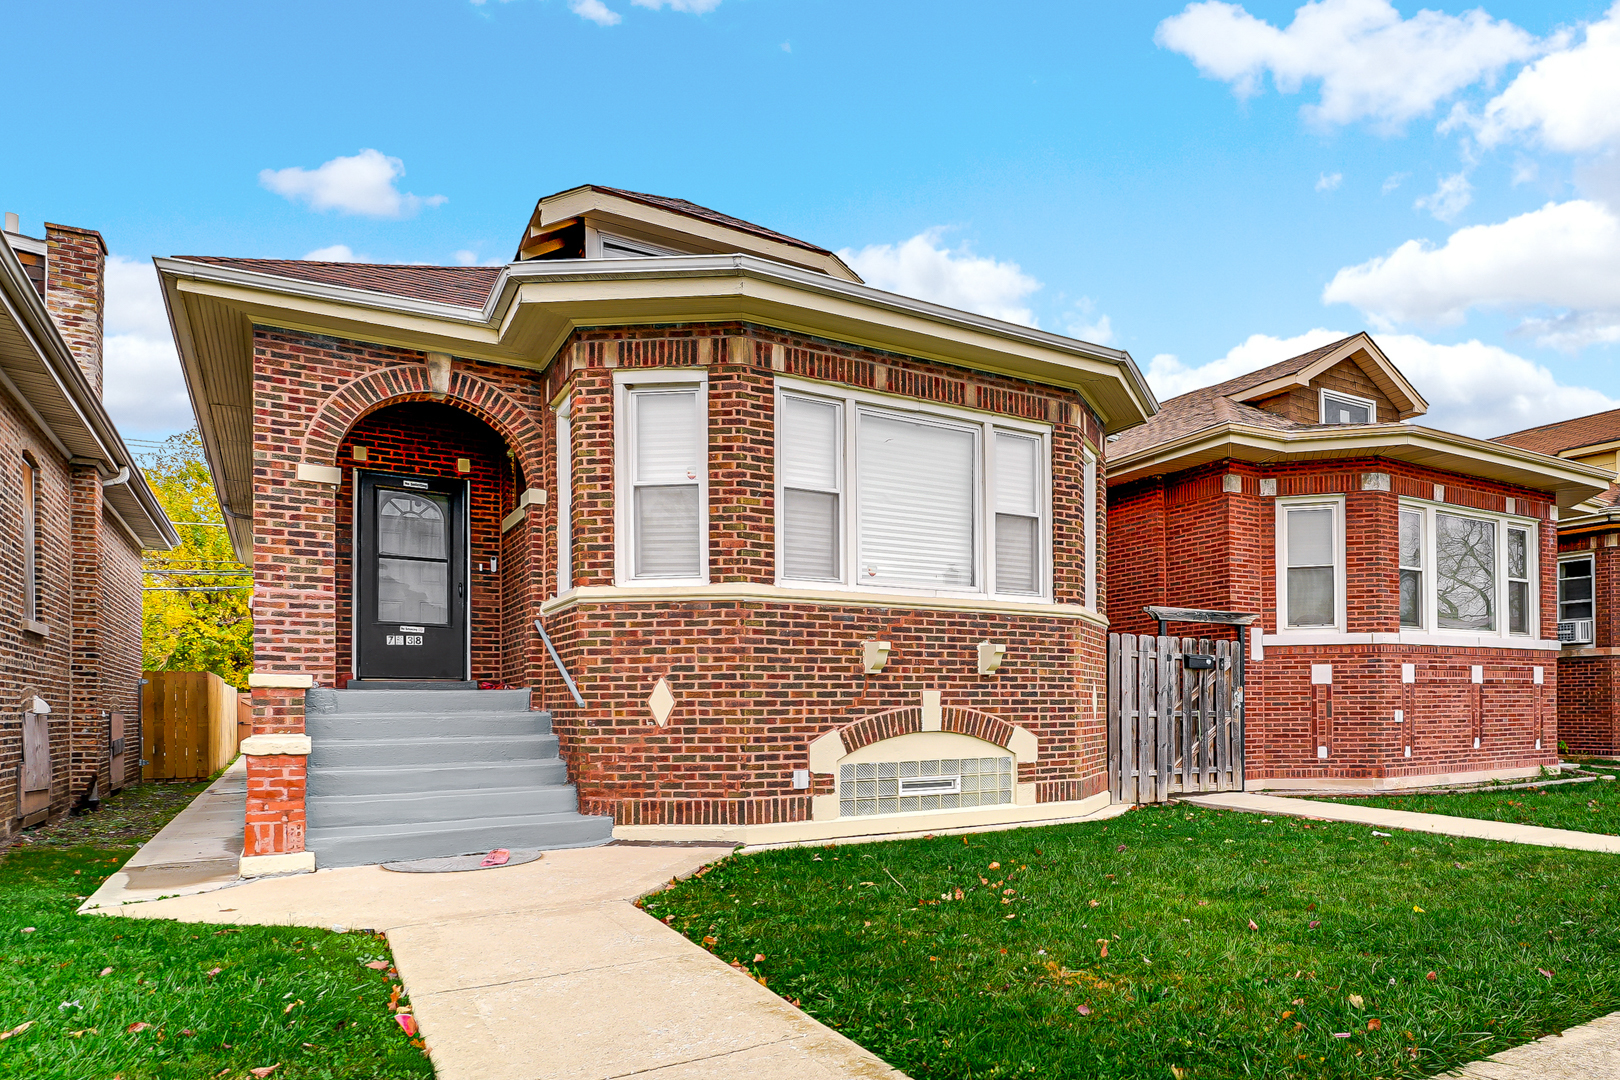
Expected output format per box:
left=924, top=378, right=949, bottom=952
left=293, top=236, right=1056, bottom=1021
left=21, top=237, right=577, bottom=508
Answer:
left=241, top=734, right=312, bottom=756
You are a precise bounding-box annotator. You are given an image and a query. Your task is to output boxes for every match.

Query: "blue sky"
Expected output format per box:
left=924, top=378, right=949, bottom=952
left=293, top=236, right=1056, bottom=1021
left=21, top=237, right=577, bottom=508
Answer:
left=5, top=0, right=1619, bottom=442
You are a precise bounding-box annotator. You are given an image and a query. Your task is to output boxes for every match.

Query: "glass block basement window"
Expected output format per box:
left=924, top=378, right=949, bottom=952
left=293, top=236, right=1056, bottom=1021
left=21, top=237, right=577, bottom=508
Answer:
left=839, top=756, right=1013, bottom=816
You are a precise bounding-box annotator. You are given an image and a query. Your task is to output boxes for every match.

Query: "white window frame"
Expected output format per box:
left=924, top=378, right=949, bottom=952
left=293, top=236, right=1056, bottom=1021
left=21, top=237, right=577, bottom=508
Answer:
left=555, top=396, right=572, bottom=596
left=1083, top=448, right=1098, bottom=611
left=1319, top=388, right=1377, bottom=425
left=1397, top=497, right=1538, bottom=641
left=614, top=369, right=709, bottom=587
left=1275, top=496, right=1347, bottom=634
left=772, top=377, right=1053, bottom=603
left=1557, top=552, right=1596, bottom=645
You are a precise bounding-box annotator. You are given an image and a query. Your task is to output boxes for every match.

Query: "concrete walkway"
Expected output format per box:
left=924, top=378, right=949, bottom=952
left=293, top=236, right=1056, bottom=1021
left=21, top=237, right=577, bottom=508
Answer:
left=1181, top=791, right=1620, bottom=854
left=85, top=842, right=907, bottom=1080
left=81, top=757, right=247, bottom=908
left=1437, top=1010, right=1620, bottom=1078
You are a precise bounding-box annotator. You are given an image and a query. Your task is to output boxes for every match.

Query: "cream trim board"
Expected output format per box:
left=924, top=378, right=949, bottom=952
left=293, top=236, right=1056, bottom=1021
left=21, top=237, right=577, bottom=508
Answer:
left=246, top=672, right=315, bottom=688
left=539, top=580, right=1109, bottom=626
left=1247, top=766, right=1541, bottom=792
left=241, top=734, right=312, bottom=756
left=614, top=791, right=1113, bottom=846
left=1275, top=495, right=1347, bottom=634
left=1262, top=630, right=1560, bottom=652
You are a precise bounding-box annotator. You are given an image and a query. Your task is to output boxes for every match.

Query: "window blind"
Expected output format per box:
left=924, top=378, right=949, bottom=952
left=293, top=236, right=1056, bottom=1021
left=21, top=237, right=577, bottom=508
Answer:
left=857, top=410, right=976, bottom=588
left=1285, top=507, right=1335, bottom=627
left=781, top=395, right=841, bottom=581
left=631, top=387, right=702, bottom=578
left=994, top=431, right=1041, bottom=595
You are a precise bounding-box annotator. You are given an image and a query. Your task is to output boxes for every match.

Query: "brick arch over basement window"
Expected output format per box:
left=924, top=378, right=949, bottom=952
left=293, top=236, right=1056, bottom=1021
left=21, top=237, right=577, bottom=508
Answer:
left=299, top=363, right=546, bottom=483
left=837, top=705, right=1021, bottom=753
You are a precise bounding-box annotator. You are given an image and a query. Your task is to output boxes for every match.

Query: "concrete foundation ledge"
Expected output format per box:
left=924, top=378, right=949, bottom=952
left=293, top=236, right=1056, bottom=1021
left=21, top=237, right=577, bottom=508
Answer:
left=239, top=851, right=317, bottom=877
left=240, top=734, right=312, bottom=756
left=612, top=791, right=1113, bottom=845
left=1248, top=765, right=1544, bottom=792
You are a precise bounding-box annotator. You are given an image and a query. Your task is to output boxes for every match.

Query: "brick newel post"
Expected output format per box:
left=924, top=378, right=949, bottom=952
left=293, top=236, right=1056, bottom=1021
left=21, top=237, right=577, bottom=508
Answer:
left=239, top=686, right=313, bottom=872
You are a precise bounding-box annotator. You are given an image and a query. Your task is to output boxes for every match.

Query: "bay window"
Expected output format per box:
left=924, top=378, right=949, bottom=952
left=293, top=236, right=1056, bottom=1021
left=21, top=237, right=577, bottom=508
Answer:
left=776, top=382, right=1052, bottom=600
left=1401, top=501, right=1536, bottom=639
left=616, top=372, right=707, bottom=584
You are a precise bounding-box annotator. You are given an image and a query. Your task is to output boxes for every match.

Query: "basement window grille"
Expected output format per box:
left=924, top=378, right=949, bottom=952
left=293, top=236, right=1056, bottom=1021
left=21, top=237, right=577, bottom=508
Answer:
left=839, top=756, right=1013, bottom=817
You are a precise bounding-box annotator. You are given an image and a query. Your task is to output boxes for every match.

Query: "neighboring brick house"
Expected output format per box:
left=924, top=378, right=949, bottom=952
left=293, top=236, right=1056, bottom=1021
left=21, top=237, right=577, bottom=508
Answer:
left=1495, top=410, right=1620, bottom=756
left=157, top=185, right=1154, bottom=873
left=2, top=214, right=177, bottom=836
left=1107, top=333, right=1609, bottom=790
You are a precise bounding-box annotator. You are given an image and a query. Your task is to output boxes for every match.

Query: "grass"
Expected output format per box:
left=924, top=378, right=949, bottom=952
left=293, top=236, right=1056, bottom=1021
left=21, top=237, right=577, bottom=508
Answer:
left=647, top=804, right=1620, bottom=1080
left=0, top=782, right=431, bottom=1080
left=1326, top=762, right=1620, bottom=836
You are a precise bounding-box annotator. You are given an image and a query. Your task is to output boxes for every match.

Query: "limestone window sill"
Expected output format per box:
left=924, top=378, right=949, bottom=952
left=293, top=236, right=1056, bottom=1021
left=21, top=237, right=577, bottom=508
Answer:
left=24, top=619, right=49, bottom=638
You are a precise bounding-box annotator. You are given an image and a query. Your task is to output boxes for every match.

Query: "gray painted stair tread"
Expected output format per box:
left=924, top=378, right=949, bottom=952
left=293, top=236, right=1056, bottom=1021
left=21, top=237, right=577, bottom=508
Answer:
left=346, top=680, right=480, bottom=690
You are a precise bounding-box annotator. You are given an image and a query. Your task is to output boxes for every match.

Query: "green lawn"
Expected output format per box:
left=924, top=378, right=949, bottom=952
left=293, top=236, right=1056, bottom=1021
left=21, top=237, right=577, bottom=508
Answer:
left=646, top=805, right=1620, bottom=1080
left=1329, top=763, right=1620, bottom=836
left=0, top=784, right=431, bottom=1080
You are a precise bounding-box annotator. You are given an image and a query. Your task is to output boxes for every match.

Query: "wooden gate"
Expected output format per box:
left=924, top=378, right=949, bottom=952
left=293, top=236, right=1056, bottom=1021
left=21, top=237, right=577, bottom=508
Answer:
left=1107, top=634, right=1244, bottom=803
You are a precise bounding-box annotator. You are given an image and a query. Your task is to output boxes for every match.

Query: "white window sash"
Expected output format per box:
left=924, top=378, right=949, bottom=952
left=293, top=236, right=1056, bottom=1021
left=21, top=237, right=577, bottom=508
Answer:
left=614, top=370, right=708, bottom=586
left=1083, top=449, right=1098, bottom=611
left=1274, top=497, right=1345, bottom=633
left=1557, top=553, right=1595, bottom=625
left=1398, top=497, right=1538, bottom=642
left=772, top=378, right=1051, bottom=601
left=1319, top=388, right=1377, bottom=425
left=556, top=398, right=572, bottom=595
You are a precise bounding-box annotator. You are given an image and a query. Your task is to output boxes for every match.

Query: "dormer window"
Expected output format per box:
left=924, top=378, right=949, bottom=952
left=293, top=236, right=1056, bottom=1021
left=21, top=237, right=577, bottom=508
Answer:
left=1320, top=389, right=1375, bottom=425
left=599, top=233, right=681, bottom=259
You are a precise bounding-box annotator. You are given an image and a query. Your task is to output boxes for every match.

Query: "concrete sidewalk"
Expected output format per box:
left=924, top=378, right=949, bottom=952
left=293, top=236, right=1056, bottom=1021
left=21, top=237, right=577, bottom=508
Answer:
left=1437, top=1011, right=1620, bottom=1078
left=1181, top=791, right=1620, bottom=854
left=86, top=842, right=907, bottom=1080
left=81, top=757, right=247, bottom=909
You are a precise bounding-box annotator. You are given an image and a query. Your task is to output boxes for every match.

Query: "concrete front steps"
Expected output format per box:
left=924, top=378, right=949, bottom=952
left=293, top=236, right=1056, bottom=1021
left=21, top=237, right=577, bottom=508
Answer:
left=304, top=687, right=613, bottom=868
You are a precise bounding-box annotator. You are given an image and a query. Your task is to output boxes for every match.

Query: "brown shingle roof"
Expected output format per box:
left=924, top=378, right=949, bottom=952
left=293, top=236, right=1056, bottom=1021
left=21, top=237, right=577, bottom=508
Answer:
left=587, top=186, right=834, bottom=256
left=1108, top=335, right=1366, bottom=459
left=1496, top=407, right=1620, bottom=456
left=176, top=257, right=502, bottom=308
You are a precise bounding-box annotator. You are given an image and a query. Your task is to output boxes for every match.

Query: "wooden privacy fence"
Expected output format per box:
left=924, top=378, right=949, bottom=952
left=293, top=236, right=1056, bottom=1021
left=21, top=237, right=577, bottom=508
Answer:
left=1108, top=635, right=1244, bottom=804
left=142, top=671, right=241, bottom=780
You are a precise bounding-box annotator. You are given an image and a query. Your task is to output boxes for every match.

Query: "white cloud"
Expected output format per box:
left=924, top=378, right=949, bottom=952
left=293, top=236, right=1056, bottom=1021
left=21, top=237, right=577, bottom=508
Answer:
left=838, top=229, right=1042, bottom=326
left=1381, top=172, right=1408, bottom=194
left=1316, top=171, right=1342, bottom=192
left=1145, top=325, right=1617, bottom=437
left=1069, top=314, right=1115, bottom=347
left=1323, top=199, right=1620, bottom=347
left=1414, top=171, right=1473, bottom=221
left=569, top=0, right=620, bottom=24
left=1155, top=0, right=1540, bottom=129
left=304, top=244, right=362, bottom=262
left=780, top=41, right=792, bottom=52
left=631, top=0, right=722, bottom=11
left=1146, top=328, right=1348, bottom=399
left=102, top=256, right=193, bottom=438
left=1472, top=4, right=1620, bottom=153
left=259, top=149, right=447, bottom=218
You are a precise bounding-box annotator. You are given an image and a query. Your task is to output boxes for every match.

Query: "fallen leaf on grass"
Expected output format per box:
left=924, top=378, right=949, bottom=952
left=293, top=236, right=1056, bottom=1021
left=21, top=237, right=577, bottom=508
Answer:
left=66, top=1028, right=97, bottom=1038
left=1348, top=994, right=1364, bottom=1009
left=1095, top=939, right=1109, bottom=958
left=1076, top=1004, right=1092, bottom=1015
left=1309, top=921, right=1321, bottom=929
left=0, top=1021, right=35, bottom=1040
left=20, top=928, right=35, bottom=933
left=754, top=953, right=766, bottom=962
left=365, top=961, right=389, bottom=970
left=1170, top=1066, right=1188, bottom=1079
left=1368, top=1019, right=1382, bottom=1031
left=1333, top=1032, right=1352, bottom=1038
left=283, top=1000, right=303, bottom=1014
left=1426, top=971, right=1438, bottom=982
left=99, top=967, right=113, bottom=977
left=395, top=1014, right=418, bottom=1036
left=1197, top=900, right=1209, bottom=906
left=1089, top=899, right=1100, bottom=907
left=1281, top=1011, right=1294, bottom=1019
left=1248, top=920, right=1259, bottom=931
left=1413, top=906, right=1425, bottom=913
left=1539, top=968, right=1555, bottom=979
left=1116, top=844, right=1127, bottom=852
left=206, top=968, right=222, bottom=978
left=249, top=1066, right=280, bottom=1078
left=127, top=1022, right=154, bottom=1033
left=702, top=936, right=718, bottom=948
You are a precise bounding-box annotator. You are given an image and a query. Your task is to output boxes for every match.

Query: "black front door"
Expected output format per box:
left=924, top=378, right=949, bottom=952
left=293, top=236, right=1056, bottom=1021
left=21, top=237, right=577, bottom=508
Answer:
left=354, top=470, right=469, bottom=681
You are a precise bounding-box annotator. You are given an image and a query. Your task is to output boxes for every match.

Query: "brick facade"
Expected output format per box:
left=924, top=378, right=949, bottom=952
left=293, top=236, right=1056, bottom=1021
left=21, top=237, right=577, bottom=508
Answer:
left=244, top=320, right=1110, bottom=847
left=1553, top=528, right=1620, bottom=755
left=1109, top=456, right=1560, bottom=784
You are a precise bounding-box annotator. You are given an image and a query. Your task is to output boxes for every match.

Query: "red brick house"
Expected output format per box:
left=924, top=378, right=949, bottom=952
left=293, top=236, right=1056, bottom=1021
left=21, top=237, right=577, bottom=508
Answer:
left=157, top=186, right=1154, bottom=873
left=3, top=214, right=177, bottom=836
left=1495, top=410, right=1620, bottom=757
left=1107, top=333, right=1609, bottom=790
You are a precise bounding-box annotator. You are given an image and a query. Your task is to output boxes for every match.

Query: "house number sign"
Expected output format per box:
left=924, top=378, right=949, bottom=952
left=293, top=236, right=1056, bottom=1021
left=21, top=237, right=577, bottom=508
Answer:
left=387, top=625, right=426, bottom=646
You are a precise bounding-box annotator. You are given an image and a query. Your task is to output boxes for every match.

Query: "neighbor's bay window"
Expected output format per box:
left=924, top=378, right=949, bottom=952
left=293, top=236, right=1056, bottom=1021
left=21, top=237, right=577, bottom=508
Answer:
left=777, top=382, right=1051, bottom=599
left=616, top=372, right=708, bottom=584
left=1399, top=507, right=1423, bottom=628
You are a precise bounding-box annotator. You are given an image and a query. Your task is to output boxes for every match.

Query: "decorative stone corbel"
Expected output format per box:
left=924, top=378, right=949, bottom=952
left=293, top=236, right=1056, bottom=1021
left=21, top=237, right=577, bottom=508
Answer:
left=426, top=352, right=452, bottom=398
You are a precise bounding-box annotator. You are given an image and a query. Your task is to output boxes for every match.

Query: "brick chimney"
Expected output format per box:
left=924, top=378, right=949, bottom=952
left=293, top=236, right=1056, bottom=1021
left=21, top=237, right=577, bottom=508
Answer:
left=43, top=223, right=108, bottom=398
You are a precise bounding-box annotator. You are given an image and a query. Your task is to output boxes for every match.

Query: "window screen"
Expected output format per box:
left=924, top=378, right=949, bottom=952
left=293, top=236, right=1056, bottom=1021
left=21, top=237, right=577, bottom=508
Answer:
left=1436, top=513, right=1495, bottom=630
left=1559, top=557, right=1593, bottom=621
left=630, top=386, right=702, bottom=579
left=1285, top=506, right=1335, bottom=627
left=857, top=410, right=976, bottom=589
left=1321, top=392, right=1372, bottom=425
left=993, top=431, right=1041, bottom=595
left=780, top=395, right=842, bottom=581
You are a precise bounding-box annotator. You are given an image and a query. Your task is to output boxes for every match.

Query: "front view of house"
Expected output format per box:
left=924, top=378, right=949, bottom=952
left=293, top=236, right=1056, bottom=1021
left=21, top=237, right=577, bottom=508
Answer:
left=159, top=186, right=1154, bottom=872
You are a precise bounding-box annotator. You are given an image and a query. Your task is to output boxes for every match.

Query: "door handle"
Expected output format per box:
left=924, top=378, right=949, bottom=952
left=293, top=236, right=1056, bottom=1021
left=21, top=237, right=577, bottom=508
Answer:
left=459, top=581, right=465, bottom=598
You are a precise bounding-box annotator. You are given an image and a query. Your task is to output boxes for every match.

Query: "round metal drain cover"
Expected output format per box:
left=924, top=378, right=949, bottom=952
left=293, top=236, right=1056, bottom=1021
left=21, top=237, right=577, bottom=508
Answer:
left=381, top=850, right=544, bottom=873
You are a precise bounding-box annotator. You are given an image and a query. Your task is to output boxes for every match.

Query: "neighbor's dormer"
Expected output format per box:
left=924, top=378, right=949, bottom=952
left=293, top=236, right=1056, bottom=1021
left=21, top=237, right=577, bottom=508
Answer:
left=1225, top=332, right=1426, bottom=426
left=513, top=185, right=862, bottom=282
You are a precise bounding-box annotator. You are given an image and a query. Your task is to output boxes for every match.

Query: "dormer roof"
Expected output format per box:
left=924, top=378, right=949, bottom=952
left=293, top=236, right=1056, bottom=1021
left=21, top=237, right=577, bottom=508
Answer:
left=514, top=185, right=862, bottom=281
left=1214, top=332, right=1426, bottom=418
